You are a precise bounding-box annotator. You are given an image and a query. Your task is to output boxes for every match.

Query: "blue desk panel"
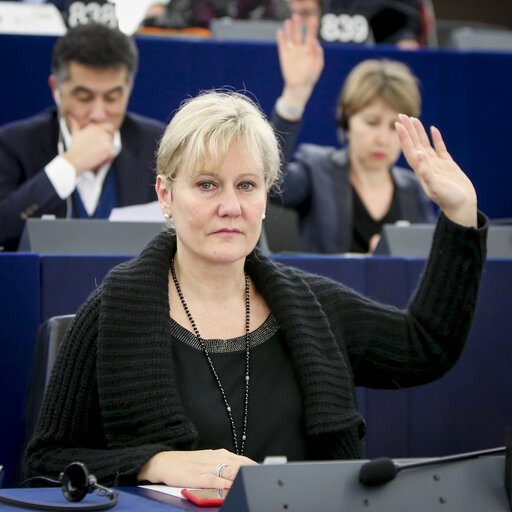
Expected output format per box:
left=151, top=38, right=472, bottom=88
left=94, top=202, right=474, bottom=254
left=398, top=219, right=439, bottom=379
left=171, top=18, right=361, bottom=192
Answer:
left=361, top=258, right=414, bottom=457
left=406, top=259, right=512, bottom=456
left=0, top=253, right=40, bottom=489
left=1, top=254, right=512, bottom=487
left=40, top=255, right=131, bottom=321
left=274, top=254, right=366, bottom=293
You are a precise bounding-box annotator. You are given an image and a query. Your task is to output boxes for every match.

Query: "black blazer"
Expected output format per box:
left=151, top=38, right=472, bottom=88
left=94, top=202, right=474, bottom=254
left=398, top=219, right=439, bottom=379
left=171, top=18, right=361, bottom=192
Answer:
left=0, top=108, right=165, bottom=250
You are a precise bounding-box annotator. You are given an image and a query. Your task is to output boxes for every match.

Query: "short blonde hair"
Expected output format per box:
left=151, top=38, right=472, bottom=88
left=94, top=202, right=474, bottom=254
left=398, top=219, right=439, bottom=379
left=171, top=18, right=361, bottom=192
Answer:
left=157, top=90, right=281, bottom=191
left=337, top=59, right=421, bottom=129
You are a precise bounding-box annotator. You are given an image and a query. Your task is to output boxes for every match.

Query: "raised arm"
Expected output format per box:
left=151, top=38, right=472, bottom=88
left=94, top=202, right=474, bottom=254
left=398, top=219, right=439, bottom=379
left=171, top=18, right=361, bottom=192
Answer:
left=276, top=15, right=324, bottom=121
left=396, top=115, right=477, bottom=228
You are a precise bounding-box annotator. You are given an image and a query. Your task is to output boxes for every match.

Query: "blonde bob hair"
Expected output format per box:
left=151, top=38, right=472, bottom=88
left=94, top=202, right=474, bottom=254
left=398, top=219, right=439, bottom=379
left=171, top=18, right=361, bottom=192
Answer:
left=157, top=90, right=281, bottom=191
left=337, top=59, right=421, bottom=130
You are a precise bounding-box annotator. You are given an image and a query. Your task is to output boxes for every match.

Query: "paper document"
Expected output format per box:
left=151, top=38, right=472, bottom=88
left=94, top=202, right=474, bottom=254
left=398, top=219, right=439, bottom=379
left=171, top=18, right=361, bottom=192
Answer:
left=109, top=201, right=164, bottom=222
left=139, top=484, right=185, bottom=499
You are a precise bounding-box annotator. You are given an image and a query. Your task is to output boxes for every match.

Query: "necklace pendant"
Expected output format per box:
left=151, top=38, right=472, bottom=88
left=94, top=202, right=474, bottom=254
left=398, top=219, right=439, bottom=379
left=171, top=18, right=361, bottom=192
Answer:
left=170, top=258, right=251, bottom=457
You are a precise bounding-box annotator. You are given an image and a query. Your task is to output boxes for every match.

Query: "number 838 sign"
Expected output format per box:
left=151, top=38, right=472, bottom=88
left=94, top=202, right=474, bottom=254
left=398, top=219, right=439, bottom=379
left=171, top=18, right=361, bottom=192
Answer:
left=67, top=1, right=117, bottom=29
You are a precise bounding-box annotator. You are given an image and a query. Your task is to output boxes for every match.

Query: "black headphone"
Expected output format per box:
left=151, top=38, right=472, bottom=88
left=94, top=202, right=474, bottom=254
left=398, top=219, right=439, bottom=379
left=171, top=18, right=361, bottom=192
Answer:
left=0, top=462, right=118, bottom=511
left=335, top=104, right=349, bottom=146
left=335, top=104, right=349, bottom=132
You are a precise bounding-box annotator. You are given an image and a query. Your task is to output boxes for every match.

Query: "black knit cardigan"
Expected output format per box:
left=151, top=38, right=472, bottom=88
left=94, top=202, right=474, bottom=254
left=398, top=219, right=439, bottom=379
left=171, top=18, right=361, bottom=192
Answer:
left=25, top=212, right=487, bottom=486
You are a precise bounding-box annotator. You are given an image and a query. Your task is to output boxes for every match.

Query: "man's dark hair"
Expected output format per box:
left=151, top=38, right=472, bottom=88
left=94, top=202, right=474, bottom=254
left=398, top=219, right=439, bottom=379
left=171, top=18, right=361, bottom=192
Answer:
left=51, top=23, right=138, bottom=84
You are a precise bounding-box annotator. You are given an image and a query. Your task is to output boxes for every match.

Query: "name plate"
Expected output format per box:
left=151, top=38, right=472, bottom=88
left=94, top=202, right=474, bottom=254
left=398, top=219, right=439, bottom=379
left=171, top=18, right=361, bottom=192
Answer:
left=0, top=3, right=66, bottom=35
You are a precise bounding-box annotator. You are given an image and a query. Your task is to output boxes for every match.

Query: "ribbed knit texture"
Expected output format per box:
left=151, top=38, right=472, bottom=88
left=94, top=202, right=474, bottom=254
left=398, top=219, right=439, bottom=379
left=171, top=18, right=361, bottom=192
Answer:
left=25, top=212, right=487, bottom=486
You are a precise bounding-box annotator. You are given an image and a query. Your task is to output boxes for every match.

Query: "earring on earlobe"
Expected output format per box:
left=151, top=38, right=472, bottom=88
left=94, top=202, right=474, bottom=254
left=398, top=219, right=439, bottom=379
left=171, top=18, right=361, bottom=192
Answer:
left=262, top=213, right=266, bottom=220
left=163, top=212, right=170, bottom=220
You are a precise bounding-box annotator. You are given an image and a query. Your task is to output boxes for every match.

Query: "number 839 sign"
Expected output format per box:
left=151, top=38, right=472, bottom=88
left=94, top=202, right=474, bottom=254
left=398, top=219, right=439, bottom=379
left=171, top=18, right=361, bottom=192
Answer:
left=320, top=13, right=371, bottom=44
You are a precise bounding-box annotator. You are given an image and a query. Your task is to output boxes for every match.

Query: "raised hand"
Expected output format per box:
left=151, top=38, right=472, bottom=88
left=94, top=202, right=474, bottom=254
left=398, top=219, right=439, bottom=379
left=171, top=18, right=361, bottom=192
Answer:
left=137, top=448, right=258, bottom=489
left=276, top=14, right=324, bottom=117
left=396, top=115, right=477, bottom=228
left=63, top=115, right=116, bottom=176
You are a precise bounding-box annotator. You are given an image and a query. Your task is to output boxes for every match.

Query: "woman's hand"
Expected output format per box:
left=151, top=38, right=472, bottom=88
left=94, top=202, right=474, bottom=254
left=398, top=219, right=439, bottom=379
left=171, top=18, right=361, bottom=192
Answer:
left=137, top=449, right=258, bottom=489
left=396, top=115, right=477, bottom=228
left=276, top=14, right=324, bottom=118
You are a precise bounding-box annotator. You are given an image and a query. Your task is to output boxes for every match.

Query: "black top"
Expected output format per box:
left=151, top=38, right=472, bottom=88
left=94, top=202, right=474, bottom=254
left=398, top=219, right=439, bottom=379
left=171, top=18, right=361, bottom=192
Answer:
left=350, top=183, right=402, bottom=253
left=171, top=315, right=308, bottom=462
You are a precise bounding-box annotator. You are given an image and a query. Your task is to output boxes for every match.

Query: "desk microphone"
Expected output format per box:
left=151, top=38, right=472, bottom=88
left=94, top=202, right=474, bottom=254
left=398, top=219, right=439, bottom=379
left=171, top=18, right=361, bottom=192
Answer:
left=359, top=446, right=505, bottom=486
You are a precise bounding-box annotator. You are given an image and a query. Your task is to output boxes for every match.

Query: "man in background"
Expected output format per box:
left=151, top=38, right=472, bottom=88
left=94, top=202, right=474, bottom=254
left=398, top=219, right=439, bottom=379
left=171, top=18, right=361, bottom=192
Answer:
left=0, top=23, right=165, bottom=250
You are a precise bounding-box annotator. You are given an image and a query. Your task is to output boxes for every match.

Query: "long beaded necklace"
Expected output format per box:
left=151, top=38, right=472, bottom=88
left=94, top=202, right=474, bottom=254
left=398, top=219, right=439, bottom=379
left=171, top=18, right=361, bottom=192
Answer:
left=170, top=258, right=250, bottom=456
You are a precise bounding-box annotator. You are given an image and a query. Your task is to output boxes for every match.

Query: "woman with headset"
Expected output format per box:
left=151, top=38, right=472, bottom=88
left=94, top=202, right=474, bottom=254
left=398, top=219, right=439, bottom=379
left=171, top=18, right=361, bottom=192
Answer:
left=271, top=15, right=435, bottom=254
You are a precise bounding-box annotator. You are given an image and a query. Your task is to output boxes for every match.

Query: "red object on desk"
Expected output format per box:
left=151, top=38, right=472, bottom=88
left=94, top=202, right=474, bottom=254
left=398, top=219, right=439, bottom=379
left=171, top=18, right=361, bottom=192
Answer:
left=181, top=488, right=227, bottom=507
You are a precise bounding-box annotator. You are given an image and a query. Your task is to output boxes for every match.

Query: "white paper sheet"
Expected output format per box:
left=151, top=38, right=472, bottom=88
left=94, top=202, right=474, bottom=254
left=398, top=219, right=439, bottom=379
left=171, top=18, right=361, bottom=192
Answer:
left=138, top=484, right=185, bottom=499
left=108, top=201, right=164, bottom=222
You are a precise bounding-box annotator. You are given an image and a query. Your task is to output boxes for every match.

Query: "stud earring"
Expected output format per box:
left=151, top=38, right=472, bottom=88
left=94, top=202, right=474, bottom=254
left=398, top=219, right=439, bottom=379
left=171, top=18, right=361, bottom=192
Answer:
left=262, top=213, right=266, bottom=220
left=163, top=212, right=170, bottom=220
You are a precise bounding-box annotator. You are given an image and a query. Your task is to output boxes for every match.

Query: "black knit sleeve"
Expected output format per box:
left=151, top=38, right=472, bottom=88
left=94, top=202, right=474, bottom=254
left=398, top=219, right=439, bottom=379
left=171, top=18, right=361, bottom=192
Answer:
left=317, top=211, right=487, bottom=388
left=23, top=287, right=170, bottom=487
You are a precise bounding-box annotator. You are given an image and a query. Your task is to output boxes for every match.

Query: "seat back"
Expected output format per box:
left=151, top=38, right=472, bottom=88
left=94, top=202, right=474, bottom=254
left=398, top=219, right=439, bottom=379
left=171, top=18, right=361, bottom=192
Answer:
left=264, top=202, right=300, bottom=254
left=449, top=25, right=512, bottom=50
left=210, top=18, right=284, bottom=41
left=16, top=314, right=75, bottom=482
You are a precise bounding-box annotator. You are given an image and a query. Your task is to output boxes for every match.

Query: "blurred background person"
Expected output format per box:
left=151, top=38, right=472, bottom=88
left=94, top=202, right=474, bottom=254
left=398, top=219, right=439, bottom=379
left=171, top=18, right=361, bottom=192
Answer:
left=271, top=16, right=435, bottom=254
left=288, top=0, right=322, bottom=25
left=0, top=23, right=165, bottom=251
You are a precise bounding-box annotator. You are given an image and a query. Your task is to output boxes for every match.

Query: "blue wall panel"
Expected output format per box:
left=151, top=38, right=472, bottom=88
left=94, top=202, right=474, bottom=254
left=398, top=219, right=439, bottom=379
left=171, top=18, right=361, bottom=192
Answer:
left=0, top=253, right=40, bottom=487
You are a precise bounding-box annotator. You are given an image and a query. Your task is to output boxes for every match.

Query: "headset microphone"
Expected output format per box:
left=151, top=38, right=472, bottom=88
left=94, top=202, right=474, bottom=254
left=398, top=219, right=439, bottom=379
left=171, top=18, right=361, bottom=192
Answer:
left=59, top=462, right=116, bottom=505
left=359, top=446, right=505, bottom=486
left=0, top=462, right=118, bottom=510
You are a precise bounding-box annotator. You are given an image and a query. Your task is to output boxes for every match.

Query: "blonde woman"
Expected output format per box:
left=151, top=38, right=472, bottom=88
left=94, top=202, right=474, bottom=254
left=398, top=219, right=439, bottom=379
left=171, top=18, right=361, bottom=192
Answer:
left=26, top=90, right=485, bottom=490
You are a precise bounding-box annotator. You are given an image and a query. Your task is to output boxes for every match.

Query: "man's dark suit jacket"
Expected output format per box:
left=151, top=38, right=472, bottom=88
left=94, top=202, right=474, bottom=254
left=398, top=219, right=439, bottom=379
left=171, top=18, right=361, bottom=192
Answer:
left=0, top=108, right=165, bottom=250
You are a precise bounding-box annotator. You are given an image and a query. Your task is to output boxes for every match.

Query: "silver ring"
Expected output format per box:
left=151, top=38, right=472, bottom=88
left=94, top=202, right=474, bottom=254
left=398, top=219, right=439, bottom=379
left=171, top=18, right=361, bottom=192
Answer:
left=215, top=463, right=228, bottom=478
